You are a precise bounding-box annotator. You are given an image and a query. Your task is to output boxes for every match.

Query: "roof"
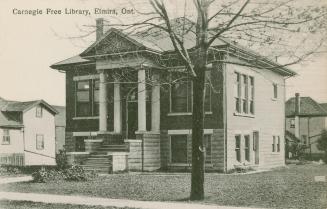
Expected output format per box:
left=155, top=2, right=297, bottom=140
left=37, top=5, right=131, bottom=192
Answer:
left=0, top=98, right=58, bottom=128
left=51, top=18, right=295, bottom=76
left=320, top=103, right=327, bottom=112
left=0, top=98, right=23, bottom=128
left=285, top=97, right=327, bottom=117
left=52, top=105, right=66, bottom=127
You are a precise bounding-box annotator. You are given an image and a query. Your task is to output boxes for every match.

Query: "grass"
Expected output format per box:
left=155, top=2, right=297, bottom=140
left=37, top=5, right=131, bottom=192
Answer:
left=0, top=200, right=136, bottom=209
left=1, top=164, right=326, bottom=209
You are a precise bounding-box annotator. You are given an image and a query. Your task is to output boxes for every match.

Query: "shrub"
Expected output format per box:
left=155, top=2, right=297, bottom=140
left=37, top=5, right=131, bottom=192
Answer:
left=32, top=165, right=98, bottom=183
left=32, top=167, right=63, bottom=183
left=0, top=165, right=22, bottom=176
left=56, top=149, right=69, bottom=170
left=317, top=129, right=327, bottom=163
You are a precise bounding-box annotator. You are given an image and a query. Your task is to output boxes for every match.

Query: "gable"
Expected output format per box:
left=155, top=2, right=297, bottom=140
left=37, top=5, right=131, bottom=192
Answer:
left=81, top=29, right=147, bottom=57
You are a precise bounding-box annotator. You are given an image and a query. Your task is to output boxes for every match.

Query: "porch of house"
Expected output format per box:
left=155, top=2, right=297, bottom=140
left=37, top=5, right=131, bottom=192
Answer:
left=66, top=62, right=162, bottom=173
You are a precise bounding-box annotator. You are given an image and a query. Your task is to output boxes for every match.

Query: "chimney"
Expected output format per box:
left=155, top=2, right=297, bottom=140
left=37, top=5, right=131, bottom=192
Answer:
left=96, top=18, right=104, bottom=41
left=295, top=93, right=300, bottom=115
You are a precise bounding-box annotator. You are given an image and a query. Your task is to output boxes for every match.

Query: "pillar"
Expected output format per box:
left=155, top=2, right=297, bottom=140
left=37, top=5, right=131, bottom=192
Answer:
left=114, top=78, right=122, bottom=133
left=99, top=70, right=107, bottom=132
left=138, top=69, right=146, bottom=131
left=151, top=73, right=160, bottom=131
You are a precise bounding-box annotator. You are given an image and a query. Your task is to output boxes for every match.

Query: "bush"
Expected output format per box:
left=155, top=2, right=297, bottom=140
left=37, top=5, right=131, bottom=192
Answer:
left=56, top=149, right=69, bottom=170
left=32, top=167, right=63, bottom=183
left=32, top=165, right=98, bottom=183
left=0, top=165, right=22, bottom=176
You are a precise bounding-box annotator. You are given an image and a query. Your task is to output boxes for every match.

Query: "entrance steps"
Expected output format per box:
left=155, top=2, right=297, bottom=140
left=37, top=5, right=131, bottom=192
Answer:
left=81, top=142, right=128, bottom=173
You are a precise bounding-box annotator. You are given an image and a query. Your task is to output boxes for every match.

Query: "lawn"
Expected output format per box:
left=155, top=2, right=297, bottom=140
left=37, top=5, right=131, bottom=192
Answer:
left=1, top=164, right=326, bottom=209
left=0, top=200, right=135, bottom=209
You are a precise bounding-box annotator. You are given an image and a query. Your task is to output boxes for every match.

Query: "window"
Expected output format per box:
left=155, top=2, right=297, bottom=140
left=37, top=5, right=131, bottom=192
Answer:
left=204, top=83, right=212, bottom=112
left=76, top=80, right=90, bottom=116
left=204, top=135, right=212, bottom=164
left=170, top=135, right=188, bottom=163
left=2, top=129, right=10, bottom=145
left=249, top=76, right=254, bottom=114
left=75, top=79, right=99, bottom=117
left=273, top=83, right=278, bottom=99
left=234, top=72, right=254, bottom=115
left=244, top=135, right=250, bottom=161
left=242, top=75, right=248, bottom=114
left=170, top=73, right=192, bottom=113
left=302, top=135, right=307, bottom=145
left=290, top=119, right=295, bottom=128
left=277, top=136, right=281, bottom=152
left=235, top=135, right=241, bottom=162
left=234, top=72, right=241, bottom=113
left=36, top=107, right=43, bottom=118
left=36, top=134, right=44, bottom=150
left=272, top=136, right=276, bottom=152
left=75, top=137, right=85, bottom=152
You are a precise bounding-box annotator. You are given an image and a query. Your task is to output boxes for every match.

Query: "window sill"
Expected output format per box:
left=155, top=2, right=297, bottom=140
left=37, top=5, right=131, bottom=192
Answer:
left=271, top=98, right=278, bottom=101
left=271, top=152, right=281, bottom=155
left=167, top=112, right=213, bottom=116
left=1, top=143, right=10, bottom=145
left=73, top=116, right=99, bottom=120
left=233, top=113, right=255, bottom=118
left=168, top=163, right=213, bottom=166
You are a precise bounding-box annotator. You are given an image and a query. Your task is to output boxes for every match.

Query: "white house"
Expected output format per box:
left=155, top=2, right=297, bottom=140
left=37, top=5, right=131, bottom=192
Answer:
left=0, top=97, right=58, bottom=166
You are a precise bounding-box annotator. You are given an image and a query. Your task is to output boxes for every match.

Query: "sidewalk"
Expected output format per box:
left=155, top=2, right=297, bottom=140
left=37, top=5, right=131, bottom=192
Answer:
left=0, top=176, right=32, bottom=184
left=0, top=191, right=266, bottom=209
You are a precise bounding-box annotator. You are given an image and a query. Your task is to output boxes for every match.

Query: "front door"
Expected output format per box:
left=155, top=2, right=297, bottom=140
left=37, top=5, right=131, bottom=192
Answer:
left=253, top=131, right=259, bottom=164
left=126, top=88, right=138, bottom=139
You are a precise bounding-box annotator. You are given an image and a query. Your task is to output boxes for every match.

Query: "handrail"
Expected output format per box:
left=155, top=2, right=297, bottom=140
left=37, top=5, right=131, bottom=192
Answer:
left=24, top=150, right=55, bottom=159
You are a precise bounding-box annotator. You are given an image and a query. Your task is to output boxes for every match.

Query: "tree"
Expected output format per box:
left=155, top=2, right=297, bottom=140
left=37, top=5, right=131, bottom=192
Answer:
left=317, top=129, right=327, bottom=163
left=75, top=0, right=327, bottom=200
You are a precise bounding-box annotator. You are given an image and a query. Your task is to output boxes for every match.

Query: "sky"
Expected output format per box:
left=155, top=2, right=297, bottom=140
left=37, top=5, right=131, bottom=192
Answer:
left=0, top=0, right=326, bottom=106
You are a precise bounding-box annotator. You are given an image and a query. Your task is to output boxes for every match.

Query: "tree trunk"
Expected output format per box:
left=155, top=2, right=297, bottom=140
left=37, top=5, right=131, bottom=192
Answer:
left=190, top=54, right=206, bottom=200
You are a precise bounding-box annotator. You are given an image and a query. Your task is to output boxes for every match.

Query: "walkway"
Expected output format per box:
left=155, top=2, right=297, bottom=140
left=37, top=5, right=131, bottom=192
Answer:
left=0, top=191, right=266, bottom=209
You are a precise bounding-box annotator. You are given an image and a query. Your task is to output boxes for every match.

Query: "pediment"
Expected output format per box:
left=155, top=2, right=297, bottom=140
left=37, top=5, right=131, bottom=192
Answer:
left=81, top=29, right=146, bottom=57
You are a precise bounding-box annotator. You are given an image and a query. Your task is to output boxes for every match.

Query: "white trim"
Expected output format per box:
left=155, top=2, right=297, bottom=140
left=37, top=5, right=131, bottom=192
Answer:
left=124, top=139, right=142, bottom=143
left=66, top=152, right=90, bottom=155
left=167, top=129, right=214, bottom=135
left=73, top=116, right=99, bottom=120
left=73, top=74, right=99, bottom=81
left=84, top=139, right=103, bottom=143
left=73, top=132, right=98, bottom=137
left=106, top=152, right=129, bottom=156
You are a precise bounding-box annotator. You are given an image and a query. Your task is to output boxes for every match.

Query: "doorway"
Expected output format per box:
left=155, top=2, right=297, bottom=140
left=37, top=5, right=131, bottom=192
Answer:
left=126, top=88, right=138, bottom=139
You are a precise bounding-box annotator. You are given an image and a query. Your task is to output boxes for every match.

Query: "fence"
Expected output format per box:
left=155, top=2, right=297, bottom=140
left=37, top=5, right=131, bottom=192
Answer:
left=0, top=153, right=24, bottom=166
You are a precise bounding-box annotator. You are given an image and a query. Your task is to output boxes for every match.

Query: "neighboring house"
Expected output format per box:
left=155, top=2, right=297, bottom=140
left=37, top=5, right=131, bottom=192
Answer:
left=0, top=97, right=58, bottom=166
left=285, top=93, right=327, bottom=159
left=50, top=18, right=296, bottom=173
left=53, top=105, right=66, bottom=153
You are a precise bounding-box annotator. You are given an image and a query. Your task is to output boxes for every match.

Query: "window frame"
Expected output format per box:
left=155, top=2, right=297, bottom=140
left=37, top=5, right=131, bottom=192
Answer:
left=290, top=119, right=295, bottom=128
left=170, top=134, right=188, bottom=164
left=2, top=129, right=10, bottom=145
left=244, top=135, right=250, bottom=162
left=272, top=136, right=276, bottom=152
left=235, top=135, right=241, bottom=162
left=36, top=134, right=44, bottom=150
left=204, top=134, right=212, bottom=164
left=273, top=83, right=278, bottom=99
left=277, top=136, right=281, bottom=152
left=75, top=78, right=100, bottom=117
left=36, top=106, right=43, bottom=118
left=169, top=73, right=192, bottom=114
left=234, top=72, right=255, bottom=116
